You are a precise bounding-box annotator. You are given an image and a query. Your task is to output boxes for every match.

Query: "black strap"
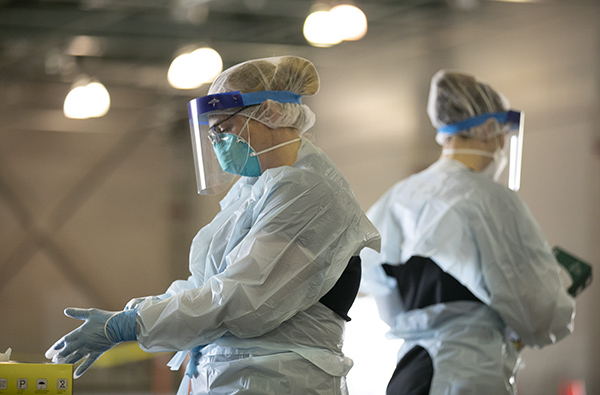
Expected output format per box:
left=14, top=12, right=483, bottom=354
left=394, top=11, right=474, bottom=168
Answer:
left=319, top=256, right=362, bottom=321
left=382, top=256, right=482, bottom=311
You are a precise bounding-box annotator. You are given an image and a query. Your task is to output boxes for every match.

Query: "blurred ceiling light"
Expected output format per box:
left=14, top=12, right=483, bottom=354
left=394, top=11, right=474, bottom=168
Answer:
left=64, top=79, right=111, bottom=119
left=303, top=4, right=368, bottom=47
left=303, top=10, right=343, bottom=47
left=168, top=47, right=223, bottom=90
left=66, top=35, right=104, bottom=57
left=330, top=5, right=367, bottom=41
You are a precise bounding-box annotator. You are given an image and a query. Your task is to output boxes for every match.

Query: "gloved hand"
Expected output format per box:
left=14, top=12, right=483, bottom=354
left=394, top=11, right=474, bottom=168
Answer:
left=45, top=307, right=137, bottom=378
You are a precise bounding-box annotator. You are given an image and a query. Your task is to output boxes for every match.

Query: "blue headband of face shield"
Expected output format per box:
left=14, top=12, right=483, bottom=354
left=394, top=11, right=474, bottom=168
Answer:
left=188, top=90, right=303, bottom=124
left=437, top=110, right=522, bottom=135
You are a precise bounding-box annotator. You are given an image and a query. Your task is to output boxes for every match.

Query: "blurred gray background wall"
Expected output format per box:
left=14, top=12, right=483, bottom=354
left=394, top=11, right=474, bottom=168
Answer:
left=1, top=1, right=598, bottom=394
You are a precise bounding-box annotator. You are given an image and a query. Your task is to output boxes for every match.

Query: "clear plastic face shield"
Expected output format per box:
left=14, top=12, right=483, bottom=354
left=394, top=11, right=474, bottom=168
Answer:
left=187, top=90, right=302, bottom=195
left=438, top=110, right=524, bottom=191
left=500, top=110, right=524, bottom=191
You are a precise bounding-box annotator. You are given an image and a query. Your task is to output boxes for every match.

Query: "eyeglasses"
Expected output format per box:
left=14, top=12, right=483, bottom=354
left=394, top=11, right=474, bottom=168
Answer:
left=207, top=108, right=245, bottom=144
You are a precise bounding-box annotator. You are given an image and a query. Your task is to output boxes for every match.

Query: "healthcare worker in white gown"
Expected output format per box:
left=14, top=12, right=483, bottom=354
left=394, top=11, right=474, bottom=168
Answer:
left=360, top=70, right=575, bottom=395
left=46, top=56, right=380, bottom=395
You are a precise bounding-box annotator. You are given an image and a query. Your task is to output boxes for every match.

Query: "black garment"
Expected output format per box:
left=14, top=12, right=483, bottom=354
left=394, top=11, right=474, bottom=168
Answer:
left=319, top=256, right=361, bottom=321
left=382, top=256, right=482, bottom=311
left=382, top=256, right=483, bottom=394
left=387, top=346, right=433, bottom=395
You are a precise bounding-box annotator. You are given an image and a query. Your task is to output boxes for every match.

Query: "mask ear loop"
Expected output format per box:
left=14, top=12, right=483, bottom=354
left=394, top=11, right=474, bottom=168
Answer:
left=236, top=116, right=253, bottom=170
left=250, top=137, right=302, bottom=157
left=235, top=116, right=252, bottom=142
left=442, top=148, right=494, bottom=158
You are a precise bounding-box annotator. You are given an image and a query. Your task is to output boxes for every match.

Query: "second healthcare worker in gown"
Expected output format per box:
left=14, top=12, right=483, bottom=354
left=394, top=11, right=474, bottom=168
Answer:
left=46, top=56, right=380, bottom=395
left=360, top=70, right=575, bottom=395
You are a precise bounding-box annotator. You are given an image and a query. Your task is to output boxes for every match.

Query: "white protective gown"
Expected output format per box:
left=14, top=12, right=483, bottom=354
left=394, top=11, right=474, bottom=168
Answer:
left=134, top=139, right=380, bottom=394
left=360, top=158, right=574, bottom=395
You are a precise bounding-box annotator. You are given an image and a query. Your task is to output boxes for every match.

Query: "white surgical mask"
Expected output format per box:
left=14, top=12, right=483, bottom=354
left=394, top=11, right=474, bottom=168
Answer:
left=442, top=147, right=507, bottom=182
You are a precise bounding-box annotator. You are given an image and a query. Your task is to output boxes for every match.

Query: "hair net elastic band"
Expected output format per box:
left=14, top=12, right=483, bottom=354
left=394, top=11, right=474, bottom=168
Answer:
left=191, top=90, right=302, bottom=124
left=437, top=110, right=521, bottom=135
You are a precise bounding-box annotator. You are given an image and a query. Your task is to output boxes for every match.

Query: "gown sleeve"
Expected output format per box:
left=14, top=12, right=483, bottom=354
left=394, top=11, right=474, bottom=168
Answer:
left=359, top=187, right=408, bottom=326
left=471, top=191, right=575, bottom=348
left=135, top=170, right=370, bottom=352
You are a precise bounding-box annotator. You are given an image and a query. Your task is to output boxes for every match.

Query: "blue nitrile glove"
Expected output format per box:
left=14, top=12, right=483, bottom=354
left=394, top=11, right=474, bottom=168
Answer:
left=184, top=346, right=204, bottom=378
left=45, top=307, right=137, bottom=378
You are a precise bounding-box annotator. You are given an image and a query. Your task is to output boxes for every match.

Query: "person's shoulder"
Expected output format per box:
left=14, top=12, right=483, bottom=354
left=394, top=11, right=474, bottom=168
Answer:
left=252, top=166, right=354, bottom=223
left=259, top=166, right=335, bottom=199
left=381, top=161, right=447, bottom=199
left=384, top=161, right=503, bottom=210
left=448, top=174, right=530, bottom=225
left=467, top=174, right=521, bottom=201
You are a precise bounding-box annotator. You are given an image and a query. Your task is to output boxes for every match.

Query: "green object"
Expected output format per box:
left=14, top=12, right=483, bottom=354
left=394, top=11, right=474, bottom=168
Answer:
left=553, top=246, right=593, bottom=297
